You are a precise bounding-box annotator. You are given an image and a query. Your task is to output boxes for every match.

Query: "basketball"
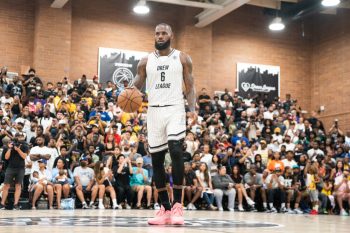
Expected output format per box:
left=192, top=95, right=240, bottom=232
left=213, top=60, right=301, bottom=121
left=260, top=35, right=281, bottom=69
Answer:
left=117, top=88, right=143, bottom=113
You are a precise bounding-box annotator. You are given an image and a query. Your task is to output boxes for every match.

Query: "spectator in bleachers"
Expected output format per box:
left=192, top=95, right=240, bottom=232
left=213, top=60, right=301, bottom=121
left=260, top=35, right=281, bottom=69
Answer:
left=51, top=158, right=73, bottom=209
left=183, top=162, right=202, bottom=210
left=130, top=157, right=152, bottom=209
left=196, top=162, right=217, bottom=210
left=213, top=166, right=236, bottom=211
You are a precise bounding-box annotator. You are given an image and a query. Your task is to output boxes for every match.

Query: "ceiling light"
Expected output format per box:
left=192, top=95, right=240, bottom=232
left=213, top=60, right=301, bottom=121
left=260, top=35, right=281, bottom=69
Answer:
left=321, top=0, right=341, bottom=7
left=269, top=17, right=285, bottom=31
left=133, top=0, right=150, bottom=14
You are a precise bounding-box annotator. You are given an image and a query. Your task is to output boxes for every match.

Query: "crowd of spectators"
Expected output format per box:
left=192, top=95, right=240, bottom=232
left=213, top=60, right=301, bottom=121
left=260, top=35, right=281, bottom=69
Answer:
left=0, top=66, right=350, bottom=216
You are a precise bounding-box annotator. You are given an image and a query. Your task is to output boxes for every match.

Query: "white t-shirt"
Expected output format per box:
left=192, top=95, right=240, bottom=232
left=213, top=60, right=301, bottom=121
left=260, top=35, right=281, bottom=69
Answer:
left=200, top=153, right=213, bottom=167
left=73, top=166, right=94, bottom=186
left=40, top=117, right=53, bottom=132
left=29, top=146, right=52, bottom=173
left=263, top=111, right=274, bottom=120
left=46, top=147, right=59, bottom=171
left=307, top=148, right=324, bottom=161
left=265, top=174, right=285, bottom=189
left=282, top=159, right=297, bottom=168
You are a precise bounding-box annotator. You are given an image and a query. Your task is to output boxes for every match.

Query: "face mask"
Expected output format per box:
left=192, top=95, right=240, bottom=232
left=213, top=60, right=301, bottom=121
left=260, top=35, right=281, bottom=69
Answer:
left=237, top=133, right=243, bottom=137
left=285, top=139, right=290, bottom=143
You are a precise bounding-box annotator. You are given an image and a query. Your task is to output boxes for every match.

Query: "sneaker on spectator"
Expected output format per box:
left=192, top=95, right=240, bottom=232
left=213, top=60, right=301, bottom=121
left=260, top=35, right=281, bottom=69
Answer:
left=13, top=204, right=20, bottom=210
left=154, top=203, right=160, bottom=210
left=126, top=204, right=132, bottom=210
left=113, top=204, right=122, bottom=210
left=269, top=207, right=277, bottom=213
left=98, top=204, right=105, bottom=210
left=171, top=203, right=184, bottom=225
left=228, top=208, right=234, bottom=212
left=82, top=203, right=89, bottom=209
left=280, top=207, right=288, bottom=213
left=218, top=207, right=224, bottom=211
left=246, top=198, right=255, bottom=206
left=238, top=205, right=244, bottom=212
left=340, top=209, right=349, bottom=216
left=187, top=203, right=197, bottom=210
left=0, top=204, right=5, bottom=210
left=294, top=208, right=303, bottom=214
left=287, top=208, right=294, bottom=214
left=310, top=209, right=318, bottom=215
left=148, top=206, right=171, bottom=225
left=251, top=206, right=258, bottom=212
left=208, top=204, right=218, bottom=211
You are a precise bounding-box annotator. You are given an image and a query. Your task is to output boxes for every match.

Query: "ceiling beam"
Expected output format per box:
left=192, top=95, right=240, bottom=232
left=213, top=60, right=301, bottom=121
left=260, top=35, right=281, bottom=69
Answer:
left=51, top=0, right=69, bottom=8
left=247, top=0, right=278, bottom=9
left=147, top=0, right=224, bottom=9
left=195, top=0, right=250, bottom=28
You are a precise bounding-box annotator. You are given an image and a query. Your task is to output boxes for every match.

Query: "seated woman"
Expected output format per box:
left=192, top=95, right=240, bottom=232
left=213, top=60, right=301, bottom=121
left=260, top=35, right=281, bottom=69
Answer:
left=94, top=161, right=119, bottom=209
left=196, top=162, right=217, bottom=210
left=130, top=157, right=152, bottom=209
left=51, top=158, right=74, bottom=209
left=231, top=165, right=255, bottom=211
left=31, top=159, right=54, bottom=209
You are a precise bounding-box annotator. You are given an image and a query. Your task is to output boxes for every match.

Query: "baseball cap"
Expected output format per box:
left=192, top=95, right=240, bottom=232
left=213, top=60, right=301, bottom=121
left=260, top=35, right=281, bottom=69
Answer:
left=58, top=119, right=67, bottom=125
left=274, top=127, right=281, bottom=133
left=292, top=165, right=300, bottom=169
left=136, top=157, right=143, bottom=164
left=38, top=159, right=47, bottom=165
left=80, top=156, right=88, bottom=162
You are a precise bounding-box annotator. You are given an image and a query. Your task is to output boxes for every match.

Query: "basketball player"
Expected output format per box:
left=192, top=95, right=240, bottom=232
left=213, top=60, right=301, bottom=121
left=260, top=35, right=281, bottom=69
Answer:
left=132, top=23, right=196, bottom=225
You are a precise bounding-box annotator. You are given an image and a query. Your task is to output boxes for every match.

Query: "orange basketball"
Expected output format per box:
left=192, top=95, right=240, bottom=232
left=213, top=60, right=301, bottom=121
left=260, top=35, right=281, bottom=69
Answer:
left=117, top=88, right=143, bottom=113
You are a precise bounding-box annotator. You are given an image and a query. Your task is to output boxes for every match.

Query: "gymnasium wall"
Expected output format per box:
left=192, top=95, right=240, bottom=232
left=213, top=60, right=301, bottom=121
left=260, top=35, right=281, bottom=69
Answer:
left=310, top=9, right=350, bottom=131
left=0, top=0, right=349, bottom=129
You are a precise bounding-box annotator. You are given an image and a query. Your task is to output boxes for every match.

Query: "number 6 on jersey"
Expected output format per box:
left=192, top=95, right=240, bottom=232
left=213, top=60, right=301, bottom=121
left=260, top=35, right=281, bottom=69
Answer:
left=160, top=72, right=165, bottom=82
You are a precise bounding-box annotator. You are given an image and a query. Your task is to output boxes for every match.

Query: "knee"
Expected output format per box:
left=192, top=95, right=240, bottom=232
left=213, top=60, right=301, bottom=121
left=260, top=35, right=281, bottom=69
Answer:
left=168, top=140, right=183, bottom=158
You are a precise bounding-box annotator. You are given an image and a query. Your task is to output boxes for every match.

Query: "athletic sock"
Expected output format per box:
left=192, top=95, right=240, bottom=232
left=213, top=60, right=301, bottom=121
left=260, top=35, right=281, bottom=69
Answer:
left=158, top=190, right=171, bottom=210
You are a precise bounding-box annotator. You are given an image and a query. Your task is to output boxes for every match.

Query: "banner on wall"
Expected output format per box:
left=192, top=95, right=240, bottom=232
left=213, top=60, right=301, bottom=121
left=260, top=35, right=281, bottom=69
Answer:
left=98, top=47, right=148, bottom=88
left=237, top=63, right=280, bottom=102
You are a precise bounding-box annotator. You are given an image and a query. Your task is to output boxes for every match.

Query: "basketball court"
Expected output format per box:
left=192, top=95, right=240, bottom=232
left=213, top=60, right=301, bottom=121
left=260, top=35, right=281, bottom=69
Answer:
left=0, top=210, right=347, bottom=233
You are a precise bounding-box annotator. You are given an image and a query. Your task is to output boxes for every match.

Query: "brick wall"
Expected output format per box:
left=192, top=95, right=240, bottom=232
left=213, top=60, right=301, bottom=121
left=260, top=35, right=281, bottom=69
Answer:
left=0, top=0, right=34, bottom=73
left=310, top=9, right=350, bottom=130
left=210, top=5, right=312, bottom=110
left=33, top=0, right=72, bottom=83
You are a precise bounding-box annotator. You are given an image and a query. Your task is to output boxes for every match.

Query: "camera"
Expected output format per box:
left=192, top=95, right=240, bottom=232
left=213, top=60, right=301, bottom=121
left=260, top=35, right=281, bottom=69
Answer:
left=12, top=138, right=21, bottom=147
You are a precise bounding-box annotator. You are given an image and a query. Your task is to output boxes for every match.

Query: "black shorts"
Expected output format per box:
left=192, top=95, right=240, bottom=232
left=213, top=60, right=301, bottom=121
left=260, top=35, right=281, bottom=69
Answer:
left=4, top=168, right=25, bottom=184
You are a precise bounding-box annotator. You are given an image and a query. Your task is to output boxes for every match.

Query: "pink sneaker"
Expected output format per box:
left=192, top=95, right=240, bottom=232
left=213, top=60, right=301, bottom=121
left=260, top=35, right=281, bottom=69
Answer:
left=171, top=203, right=184, bottom=225
left=148, top=206, right=171, bottom=225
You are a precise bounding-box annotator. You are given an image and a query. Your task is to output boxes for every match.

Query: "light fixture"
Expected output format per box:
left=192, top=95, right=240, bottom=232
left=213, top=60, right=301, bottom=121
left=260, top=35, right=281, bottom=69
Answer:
left=133, top=0, right=150, bottom=14
left=321, top=0, right=340, bottom=7
left=269, top=17, right=285, bottom=31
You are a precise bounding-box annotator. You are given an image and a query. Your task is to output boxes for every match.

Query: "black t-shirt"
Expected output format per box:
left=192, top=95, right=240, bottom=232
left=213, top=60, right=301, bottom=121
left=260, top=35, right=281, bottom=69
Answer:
left=4, top=144, right=28, bottom=169
left=115, top=165, right=131, bottom=187
left=198, top=94, right=211, bottom=110
left=231, top=174, right=242, bottom=184
left=184, top=170, right=197, bottom=186
left=92, top=143, right=105, bottom=160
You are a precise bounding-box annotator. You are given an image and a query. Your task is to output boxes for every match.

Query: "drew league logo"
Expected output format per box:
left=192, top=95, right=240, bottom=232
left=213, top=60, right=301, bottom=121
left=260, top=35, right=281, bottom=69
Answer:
left=241, top=82, right=276, bottom=93
left=112, top=63, right=134, bottom=88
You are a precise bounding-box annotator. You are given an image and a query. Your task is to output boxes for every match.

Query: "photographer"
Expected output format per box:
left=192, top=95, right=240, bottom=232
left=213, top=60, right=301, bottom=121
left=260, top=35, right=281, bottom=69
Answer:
left=0, top=133, right=29, bottom=210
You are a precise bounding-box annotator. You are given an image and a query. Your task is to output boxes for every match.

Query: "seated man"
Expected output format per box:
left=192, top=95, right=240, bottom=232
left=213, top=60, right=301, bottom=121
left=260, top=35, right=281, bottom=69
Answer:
left=265, top=167, right=287, bottom=213
left=130, top=157, right=152, bottom=209
left=334, top=168, right=350, bottom=216
left=244, top=165, right=267, bottom=211
left=73, top=157, right=97, bottom=209
left=183, top=162, right=202, bottom=210
left=212, top=166, right=236, bottom=211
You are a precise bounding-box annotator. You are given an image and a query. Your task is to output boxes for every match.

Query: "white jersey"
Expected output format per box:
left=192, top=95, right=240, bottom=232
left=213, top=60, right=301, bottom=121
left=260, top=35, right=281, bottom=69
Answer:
left=146, top=49, right=184, bottom=106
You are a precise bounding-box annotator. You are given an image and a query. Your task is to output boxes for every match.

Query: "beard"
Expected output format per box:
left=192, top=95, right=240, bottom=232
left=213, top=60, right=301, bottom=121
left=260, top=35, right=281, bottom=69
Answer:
left=155, top=39, right=171, bottom=50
